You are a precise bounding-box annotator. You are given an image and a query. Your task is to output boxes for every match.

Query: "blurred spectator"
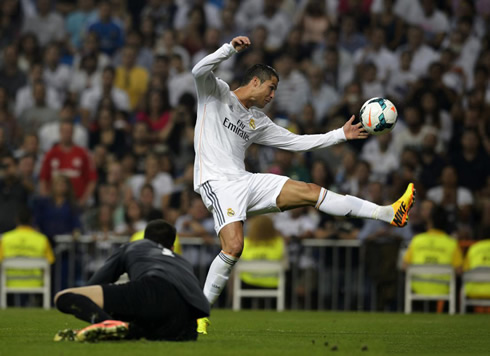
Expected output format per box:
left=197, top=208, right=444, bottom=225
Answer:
left=110, top=0, right=132, bottom=33
left=175, top=194, right=216, bottom=270
left=113, top=29, right=154, bottom=72
left=0, top=155, right=30, bottom=233
left=463, top=239, right=490, bottom=302
left=396, top=26, right=440, bottom=79
left=240, top=215, right=286, bottom=291
left=370, top=0, right=404, bottom=51
left=402, top=205, right=463, bottom=297
left=135, top=89, right=172, bottom=141
left=272, top=53, right=309, bottom=119
left=306, top=65, right=339, bottom=125
left=168, top=53, right=195, bottom=108
left=419, top=130, right=447, bottom=190
left=426, top=165, right=474, bottom=235
left=450, top=129, right=489, bottom=192
left=219, top=5, right=242, bottom=44
left=18, top=81, right=60, bottom=135
left=126, top=152, right=174, bottom=210
left=418, top=90, right=452, bottom=147
left=72, top=31, right=111, bottom=72
left=354, top=27, right=397, bottom=84
left=83, top=182, right=125, bottom=233
left=178, top=5, right=207, bottom=57
left=42, top=43, right=72, bottom=99
left=21, top=0, right=65, bottom=47
left=339, top=15, right=367, bottom=55
left=69, top=53, right=102, bottom=99
left=128, top=121, right=151, bottom=173
left=393, top=105, right=435, bottom=157
left=155, top=29, right=190, bottom=69
left=140, top=0, right=177, bottom=35
left=250, top=0, right=291, bottom=51
left=33, top=174, right=82, bottom=243
left=359, top=62, right=385, bottom=100
left=296, top=0, right=329, bottom=48
left=39, top=120, right=97, bottom=206
left=139, top=16, right=158, bottom=50
left=0, top=44, right=27, bottom=100
left=39, top=101, right=88, bottom=154
left=0, top=0, right=23, bottom=51
left=417, top=0, right=450, bottom=49
left=386, top=50, right=417, bottom=102
left=360, top=132, right=398, bottom=183
left=138, top=183, right=163, bottom=221
left=0, top=206, right=55, bottom=306
left=79, top=65, right=130, bottom=125
left=174, top=0, right=221, bottom=31
left=89, top=107, right=127, bottom=158
left=114, top=46, right=149, bottom=110
left=87, top=0, right=125, bottom=56
left=268, top=150, right=310, bottom=183
left=65, top=0, right=98, bottom=50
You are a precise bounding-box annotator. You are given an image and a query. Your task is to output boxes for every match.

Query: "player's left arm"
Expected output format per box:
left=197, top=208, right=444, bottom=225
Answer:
left=255, top=115, right=367, bottom=151
left=88, top=247, right=125, bottom=284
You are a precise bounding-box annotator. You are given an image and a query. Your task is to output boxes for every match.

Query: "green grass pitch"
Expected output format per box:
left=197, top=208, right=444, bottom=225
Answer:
left=0, top=309, right=489, bottom=355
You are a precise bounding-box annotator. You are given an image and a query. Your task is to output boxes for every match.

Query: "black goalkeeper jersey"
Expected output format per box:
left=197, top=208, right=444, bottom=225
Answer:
left=88, top=239, right=210, bottom=318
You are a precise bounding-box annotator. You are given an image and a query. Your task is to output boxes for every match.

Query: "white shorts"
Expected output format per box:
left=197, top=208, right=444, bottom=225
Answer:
left=198, top=173, right=290, bottom=235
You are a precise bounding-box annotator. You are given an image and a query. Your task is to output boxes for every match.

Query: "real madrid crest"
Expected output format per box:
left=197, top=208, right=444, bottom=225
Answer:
left=227, top=208, right=235, bottom=217
left=249, top=118, right=256, bottom=130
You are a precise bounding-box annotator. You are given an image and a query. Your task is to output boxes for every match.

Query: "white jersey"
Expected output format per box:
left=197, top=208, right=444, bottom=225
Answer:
left=192, top=43, right=347, bottom=192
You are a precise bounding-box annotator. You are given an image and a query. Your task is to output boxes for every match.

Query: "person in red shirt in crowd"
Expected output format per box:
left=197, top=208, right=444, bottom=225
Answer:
left=39, top=120, right=97, bottom=206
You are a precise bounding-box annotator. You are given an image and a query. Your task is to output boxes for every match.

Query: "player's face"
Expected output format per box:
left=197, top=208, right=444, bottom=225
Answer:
left=255, top=77, right=278, bottom=108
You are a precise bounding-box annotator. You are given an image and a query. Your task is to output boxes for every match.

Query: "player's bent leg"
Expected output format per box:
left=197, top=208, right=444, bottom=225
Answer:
left=55, top=286, right=111, bottom=324
left=55, top=285, right=104, bottom=308
left=278, top=180, right=415, bottom=226
left=276, top=180, right=321, bottom=209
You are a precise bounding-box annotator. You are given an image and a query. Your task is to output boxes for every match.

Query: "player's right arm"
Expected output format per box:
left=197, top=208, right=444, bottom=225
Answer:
left=191, top=36, right=250, bottom=98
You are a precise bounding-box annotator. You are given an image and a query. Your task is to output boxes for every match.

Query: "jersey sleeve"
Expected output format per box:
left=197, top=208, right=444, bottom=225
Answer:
left=191, top=43, right=237, bottom=103
left=88, top=246, right=125, bottom=284
left=254, top=118, right=347, bottom=151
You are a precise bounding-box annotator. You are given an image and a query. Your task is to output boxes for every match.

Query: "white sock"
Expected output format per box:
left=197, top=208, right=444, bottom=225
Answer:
left=316, top=188, right=394, bottom=223
left=203, top=251, right=238, bottom=305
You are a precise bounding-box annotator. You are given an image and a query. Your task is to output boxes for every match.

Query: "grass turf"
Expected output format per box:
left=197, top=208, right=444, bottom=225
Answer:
left=0, top=309, right=489, bottom=355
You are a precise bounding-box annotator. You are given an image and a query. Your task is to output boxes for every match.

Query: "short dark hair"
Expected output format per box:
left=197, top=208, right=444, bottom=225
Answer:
left=144, top=219, right=176, bottom=248
left=17, top=206, right=32, bottom=225
left=240, top=64, right=279, bottom=86
left=430, top=205, right=449, bottom=232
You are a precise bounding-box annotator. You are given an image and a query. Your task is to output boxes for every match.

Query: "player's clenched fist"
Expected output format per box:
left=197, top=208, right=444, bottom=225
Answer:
left=231, top=36, right=250, bottom=52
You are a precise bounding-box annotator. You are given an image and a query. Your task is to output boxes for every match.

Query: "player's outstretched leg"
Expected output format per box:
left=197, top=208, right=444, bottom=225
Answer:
left=75, top=320, right=129, bottom=342
left=316, top=183, right=415, bottom=227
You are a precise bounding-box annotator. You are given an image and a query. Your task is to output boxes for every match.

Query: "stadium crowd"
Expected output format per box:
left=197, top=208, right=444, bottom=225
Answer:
left=0, top=0, right=489, bottom=280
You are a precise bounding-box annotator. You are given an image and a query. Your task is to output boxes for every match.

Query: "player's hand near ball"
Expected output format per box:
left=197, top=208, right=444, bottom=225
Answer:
left=231, top=36, right=251, bottom=52
left=343, top=115, right=369, bottom=140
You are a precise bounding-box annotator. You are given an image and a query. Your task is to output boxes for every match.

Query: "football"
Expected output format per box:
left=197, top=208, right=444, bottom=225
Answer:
left=359, top=97, right=398, bottom=136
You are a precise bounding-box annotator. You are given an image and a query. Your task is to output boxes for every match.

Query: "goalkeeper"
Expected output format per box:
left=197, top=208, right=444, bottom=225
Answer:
left=53, top=219, right=210, bottom=342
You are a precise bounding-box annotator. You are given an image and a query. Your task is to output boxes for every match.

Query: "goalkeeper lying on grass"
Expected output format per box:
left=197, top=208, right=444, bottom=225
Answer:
left=53, top=219, right=210, bottom=342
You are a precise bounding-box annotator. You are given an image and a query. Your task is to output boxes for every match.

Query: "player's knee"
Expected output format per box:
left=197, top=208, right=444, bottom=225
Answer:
left=223, top=239, right=243, bottom=257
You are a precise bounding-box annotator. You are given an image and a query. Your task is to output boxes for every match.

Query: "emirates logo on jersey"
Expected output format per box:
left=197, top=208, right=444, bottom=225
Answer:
left=249, top=118, right=256, bottom=130
left=227, top=208, right=235, bottom=217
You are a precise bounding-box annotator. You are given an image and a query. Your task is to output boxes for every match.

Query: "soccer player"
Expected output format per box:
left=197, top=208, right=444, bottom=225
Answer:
left=192, top=36, right=415, bottom=334
left=53, top=219, right=210, bottom=342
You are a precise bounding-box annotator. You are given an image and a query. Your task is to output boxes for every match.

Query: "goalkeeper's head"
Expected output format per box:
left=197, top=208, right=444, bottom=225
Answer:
left=144, top=219, right=176, bottom=249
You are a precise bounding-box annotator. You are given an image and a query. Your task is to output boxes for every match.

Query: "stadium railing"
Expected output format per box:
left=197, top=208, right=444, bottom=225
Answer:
left=51, top=235, right=423, bottom=312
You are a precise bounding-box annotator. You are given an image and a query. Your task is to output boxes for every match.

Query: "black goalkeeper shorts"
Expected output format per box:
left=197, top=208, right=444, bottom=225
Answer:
left=102, top=276, right=197, bottom=341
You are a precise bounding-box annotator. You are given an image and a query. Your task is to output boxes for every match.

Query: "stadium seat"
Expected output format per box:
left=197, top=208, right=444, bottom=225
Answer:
left=0, top=258, right=51, bottom=310
left=232, top=260, right=286, bottom=311
left=460, top=267, right=490, bottom=314
left=404, top=264, right=456, bottom=315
